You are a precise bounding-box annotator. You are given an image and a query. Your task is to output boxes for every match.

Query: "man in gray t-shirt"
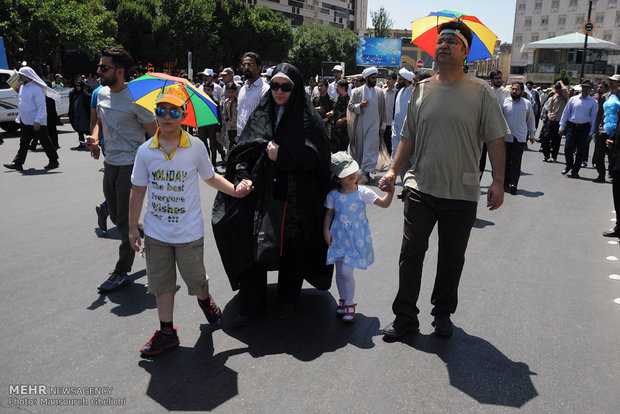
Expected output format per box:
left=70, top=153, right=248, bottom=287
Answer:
left=379, top=21, right=509, bottom=339
left=86, top=46, right=157, bottom=292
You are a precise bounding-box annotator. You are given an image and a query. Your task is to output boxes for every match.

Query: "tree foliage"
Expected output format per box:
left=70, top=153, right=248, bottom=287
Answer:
left=288, top=24, right=359, bottom=78
left=370, top=6, right=393, bottom=38
left=554, top=69, right=576, bottom=85
left=0, top=0, right=116, bottom=66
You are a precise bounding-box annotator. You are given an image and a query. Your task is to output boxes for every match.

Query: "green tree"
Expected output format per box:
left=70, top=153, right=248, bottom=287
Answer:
left=554, top=68, right=576, bottom=85
left=0, top=0, right=115, bottom=67
left=370, top=6, right=393, bottom=38
left=289, top=24, right=359, bottom=78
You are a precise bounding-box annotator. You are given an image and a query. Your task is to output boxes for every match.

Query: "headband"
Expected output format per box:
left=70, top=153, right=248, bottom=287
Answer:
left=271, top=72, right=294, bottom=85
left=439, top=29, right=469, bottom=48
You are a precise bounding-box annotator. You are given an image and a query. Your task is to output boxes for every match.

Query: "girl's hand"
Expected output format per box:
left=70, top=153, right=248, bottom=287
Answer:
left=324, top=229, right=333, bottom=245
left=234, top=179, right=254, bottom=198
left=267, top=140, right=279, bottom=161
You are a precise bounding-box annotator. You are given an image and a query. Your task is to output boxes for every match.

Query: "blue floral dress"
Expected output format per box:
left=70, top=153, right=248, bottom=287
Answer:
left=324, top=186, right=378, bottom=269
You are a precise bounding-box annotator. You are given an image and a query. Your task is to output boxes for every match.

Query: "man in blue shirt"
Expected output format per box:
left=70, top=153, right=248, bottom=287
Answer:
left=559, top=80, right=598, bottom=178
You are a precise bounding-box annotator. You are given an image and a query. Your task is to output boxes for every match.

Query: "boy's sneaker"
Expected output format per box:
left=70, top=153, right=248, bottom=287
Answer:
left=98, top=270, right=127, bottom=292
left=140, top=328, right=180, bottom=356
left=198, top=295, right=222, bottom=328
left=95, top=203, right=108, bottom=232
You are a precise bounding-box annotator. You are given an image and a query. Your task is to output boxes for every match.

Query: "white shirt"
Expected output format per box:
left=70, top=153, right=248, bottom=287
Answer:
left=492, top=86, right=511, bottom=106
left=501, top=97, right=536, bottom=142
left=237, top=77, right=270, bottom=136
left=391, top=84, right=413, bottom=142
left=559, top=94, right=599, bottom=136
left=16, top=81, right=47, bottom=126
left=328, top=80, right=339, bottom=99
left=131, top=130, right=215, bottom=244
left=383, top=87, right=397, bottom=128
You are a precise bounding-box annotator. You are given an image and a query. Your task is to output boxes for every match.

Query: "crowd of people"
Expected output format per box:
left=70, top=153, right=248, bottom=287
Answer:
left=3, top=18, right=619, bottom=356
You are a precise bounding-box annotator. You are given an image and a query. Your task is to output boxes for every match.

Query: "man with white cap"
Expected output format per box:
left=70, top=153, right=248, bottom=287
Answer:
left=390, top=68, right=414, bottom=184
left=347, top=66, right=385, bottom=184
left=4, top=66, right=60, bottom=171
left=379, top=20, right=509, bottom=338
left=328, top=64, right=344, bottom=99
left=200, top=68, right=223, bottom=103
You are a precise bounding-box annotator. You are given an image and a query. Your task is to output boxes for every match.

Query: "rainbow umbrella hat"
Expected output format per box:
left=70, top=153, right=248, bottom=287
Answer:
left=127, top=72, right=218, bottom=128
left=411, top=10, right=498, bottom=62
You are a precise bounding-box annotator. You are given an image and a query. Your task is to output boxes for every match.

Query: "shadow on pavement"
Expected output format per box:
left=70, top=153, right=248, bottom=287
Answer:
left=95, top=227, right=122, bottom=239
left=139, top=324, right=243, bottom=411
left=86, top=269, right=160, bottom=316
left=222, top=286, right=381, bottom=361
left=383, top=327, right=538, bottom=407
left=516, top=189, right=544, bottom=198
left=472, top=218, right=495, bottom=229
left=15, top=168, right=61, bottom=176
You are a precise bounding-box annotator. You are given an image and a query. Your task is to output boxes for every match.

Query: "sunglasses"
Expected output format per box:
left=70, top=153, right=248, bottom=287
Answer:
left=155, top=107, right=184, bottom=119
left=97, top=64, right=120, bottom=72
left=269, top=81, right=294, bottom=92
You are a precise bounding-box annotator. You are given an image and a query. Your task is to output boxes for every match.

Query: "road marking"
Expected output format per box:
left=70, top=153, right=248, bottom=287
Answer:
left=608, top=240, right=618, bottom=245
left=609, top=274, right=620, bottom=280
left=606, top=256, right=619, bottom=261
left=614, top=298, right=620, bottom=305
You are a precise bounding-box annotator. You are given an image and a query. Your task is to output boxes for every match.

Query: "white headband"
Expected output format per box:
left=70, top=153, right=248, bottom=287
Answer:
left=439, top=29, right=469, bottom=48
left=271, top=72, right=294, bottom=85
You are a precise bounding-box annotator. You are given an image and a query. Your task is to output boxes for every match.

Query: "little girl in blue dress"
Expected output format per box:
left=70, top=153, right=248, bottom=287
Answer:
left=323, top=152, right=394, bottom=322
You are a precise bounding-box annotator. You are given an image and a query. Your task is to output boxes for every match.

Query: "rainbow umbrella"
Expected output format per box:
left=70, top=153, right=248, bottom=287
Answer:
left=127, top=72, right=218, bottom=128
left=411, top=10, right=498, bottom=62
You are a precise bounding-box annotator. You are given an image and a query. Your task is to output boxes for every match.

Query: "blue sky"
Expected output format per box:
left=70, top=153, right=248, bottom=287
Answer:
left=367, top=0, right=518, bottom=44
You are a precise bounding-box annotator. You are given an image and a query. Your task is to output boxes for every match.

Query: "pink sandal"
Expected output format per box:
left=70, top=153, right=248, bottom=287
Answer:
left=342, top=304, right=357, bottom=322
left=336, top=299, right=345, bottom=316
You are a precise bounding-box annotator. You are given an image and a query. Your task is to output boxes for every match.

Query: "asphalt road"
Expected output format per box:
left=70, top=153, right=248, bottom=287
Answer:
left=1, top=122, right=619, bottom=414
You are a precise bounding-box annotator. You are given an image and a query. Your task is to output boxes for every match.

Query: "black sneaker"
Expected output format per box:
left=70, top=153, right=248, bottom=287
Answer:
left=140, top=328, right=180, bottom=356
left=432, top=314, right=454, bottom=337
left=95, top=204, right=108, bottom=232
left=98, top=270, right=127, bottom=292
left=198, top=295, right=222, bottom=327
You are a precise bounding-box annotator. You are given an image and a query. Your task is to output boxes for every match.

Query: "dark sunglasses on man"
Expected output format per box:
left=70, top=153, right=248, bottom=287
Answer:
left=97, top=64, right=120, bottom=72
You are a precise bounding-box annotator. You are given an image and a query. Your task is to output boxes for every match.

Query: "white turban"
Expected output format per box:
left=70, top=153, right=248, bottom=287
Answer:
left=361, top=67, right=378, bottom=79
left=18, top=66, right=61, bottom=102
left=203, top=68, right=214, bottom=76
left=398, top=68, right=414, bottom=82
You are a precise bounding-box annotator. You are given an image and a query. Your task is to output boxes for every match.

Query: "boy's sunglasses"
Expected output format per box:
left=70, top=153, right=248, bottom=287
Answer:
left=97, top=64, right=120, bottom=72
left=269, top=81, right=294, bottom=92
left=155, top=107, right=183, bottom=119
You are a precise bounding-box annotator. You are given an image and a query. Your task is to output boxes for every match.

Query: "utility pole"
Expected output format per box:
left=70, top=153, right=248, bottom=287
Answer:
left=580, top=0, right=594, bottom=83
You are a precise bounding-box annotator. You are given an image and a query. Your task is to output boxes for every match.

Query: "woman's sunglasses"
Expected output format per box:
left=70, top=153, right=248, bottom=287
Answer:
left=155, top=107, right=183, bottom=119
left=269, top=81, right=294, bottom=92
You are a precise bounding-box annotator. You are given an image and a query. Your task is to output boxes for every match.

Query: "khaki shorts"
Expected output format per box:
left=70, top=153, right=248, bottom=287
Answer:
left=145, top=236, right=209, bottom=295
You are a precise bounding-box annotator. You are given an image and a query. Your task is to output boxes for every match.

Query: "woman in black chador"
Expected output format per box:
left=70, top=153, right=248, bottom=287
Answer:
left=212, top=63, right=333, bottom=326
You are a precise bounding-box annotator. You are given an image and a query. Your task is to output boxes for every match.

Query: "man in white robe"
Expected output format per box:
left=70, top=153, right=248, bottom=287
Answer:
left=347, top=67, right=385, bottom=183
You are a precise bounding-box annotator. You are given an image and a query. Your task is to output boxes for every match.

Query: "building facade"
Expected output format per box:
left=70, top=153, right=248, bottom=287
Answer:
left=511, top=0, right=620, bottom=74
left=243, top=0, right=367, bottom=34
